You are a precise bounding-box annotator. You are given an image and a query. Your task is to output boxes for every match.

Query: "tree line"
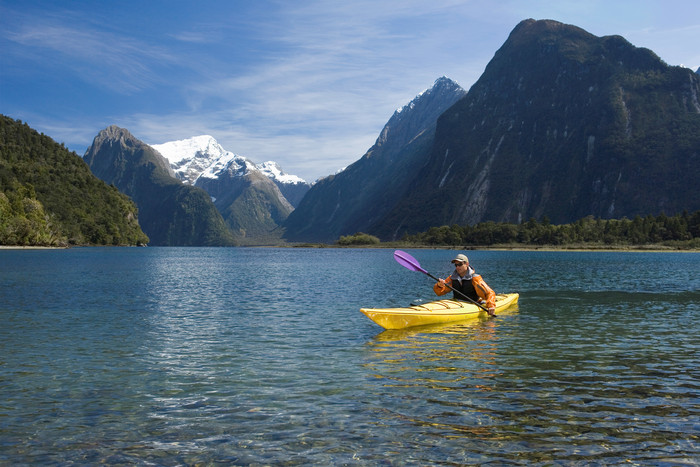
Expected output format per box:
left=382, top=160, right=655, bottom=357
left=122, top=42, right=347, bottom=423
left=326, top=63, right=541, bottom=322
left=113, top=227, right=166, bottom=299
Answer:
left=401, top=212, right=700, bottom=248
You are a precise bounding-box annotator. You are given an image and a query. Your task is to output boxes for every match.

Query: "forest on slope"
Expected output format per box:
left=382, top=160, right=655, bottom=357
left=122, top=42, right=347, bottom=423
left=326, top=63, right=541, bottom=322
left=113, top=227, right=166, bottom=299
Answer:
left=0, top=116, right=149, bottom=246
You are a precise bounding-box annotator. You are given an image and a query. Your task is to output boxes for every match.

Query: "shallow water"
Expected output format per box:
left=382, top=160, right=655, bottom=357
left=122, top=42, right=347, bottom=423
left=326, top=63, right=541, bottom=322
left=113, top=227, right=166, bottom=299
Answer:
left=1, top=248, right=698, bottom=464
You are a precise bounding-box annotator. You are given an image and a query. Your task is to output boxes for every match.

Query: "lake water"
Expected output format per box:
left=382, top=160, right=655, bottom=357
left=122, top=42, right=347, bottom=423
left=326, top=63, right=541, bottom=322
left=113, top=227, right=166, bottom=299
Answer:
left=1, top=247, right=698, bottom=465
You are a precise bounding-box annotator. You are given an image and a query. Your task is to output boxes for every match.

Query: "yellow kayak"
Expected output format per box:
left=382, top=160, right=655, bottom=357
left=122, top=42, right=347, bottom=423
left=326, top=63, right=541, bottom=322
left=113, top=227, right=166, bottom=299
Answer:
left=360, top=293, right=519, bottom=330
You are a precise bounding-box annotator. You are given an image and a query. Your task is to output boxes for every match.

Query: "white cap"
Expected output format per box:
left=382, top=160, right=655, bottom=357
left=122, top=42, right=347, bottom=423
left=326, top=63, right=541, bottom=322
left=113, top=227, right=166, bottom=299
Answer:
left=451, top=254, right=469, bottom=264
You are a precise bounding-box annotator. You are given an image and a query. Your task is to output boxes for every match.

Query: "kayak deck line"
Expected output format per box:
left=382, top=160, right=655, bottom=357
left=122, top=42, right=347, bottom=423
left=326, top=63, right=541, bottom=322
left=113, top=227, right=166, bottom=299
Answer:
left=360, top=293, right=519, bottom=330
left=411, top=300, right=460, bottom=311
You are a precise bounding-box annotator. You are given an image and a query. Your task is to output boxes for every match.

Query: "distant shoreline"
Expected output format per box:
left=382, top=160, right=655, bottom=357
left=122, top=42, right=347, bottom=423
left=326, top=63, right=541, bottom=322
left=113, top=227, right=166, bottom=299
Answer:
left=0, top=245, right=67, bottom=250
left=1, top=243, right=697, bottom=252
left=287, top=242, right=699, bottom=252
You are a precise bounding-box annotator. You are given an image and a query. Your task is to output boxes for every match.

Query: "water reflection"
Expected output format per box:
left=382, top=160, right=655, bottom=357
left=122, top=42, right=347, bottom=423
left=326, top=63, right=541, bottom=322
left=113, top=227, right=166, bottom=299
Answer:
left=373, top=306, right=519, bottom=340
left=363, top=308, right=520, bottom=445
left=362, top=297, right=700, bottom=464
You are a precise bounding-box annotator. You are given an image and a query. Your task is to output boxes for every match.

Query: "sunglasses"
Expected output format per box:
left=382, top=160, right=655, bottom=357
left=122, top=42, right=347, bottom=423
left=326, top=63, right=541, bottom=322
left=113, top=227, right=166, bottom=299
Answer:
left=453, top=261, right=465, bottom=266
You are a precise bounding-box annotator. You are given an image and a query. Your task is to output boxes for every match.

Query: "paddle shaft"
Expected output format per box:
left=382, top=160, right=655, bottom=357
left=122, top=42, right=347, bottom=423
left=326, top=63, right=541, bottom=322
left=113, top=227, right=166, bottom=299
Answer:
left=393, top=250, right=490, bottom=312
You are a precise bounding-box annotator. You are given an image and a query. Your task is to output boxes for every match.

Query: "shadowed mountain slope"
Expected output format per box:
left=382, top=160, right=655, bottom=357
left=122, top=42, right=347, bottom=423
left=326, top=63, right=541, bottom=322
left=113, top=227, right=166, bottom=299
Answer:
left=84, top=126, right=236, bottom=246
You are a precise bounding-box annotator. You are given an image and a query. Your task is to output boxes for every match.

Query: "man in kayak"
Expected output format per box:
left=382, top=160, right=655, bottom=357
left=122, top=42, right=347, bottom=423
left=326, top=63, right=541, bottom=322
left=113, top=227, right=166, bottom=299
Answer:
left=433, top=254, right=497, bottom=316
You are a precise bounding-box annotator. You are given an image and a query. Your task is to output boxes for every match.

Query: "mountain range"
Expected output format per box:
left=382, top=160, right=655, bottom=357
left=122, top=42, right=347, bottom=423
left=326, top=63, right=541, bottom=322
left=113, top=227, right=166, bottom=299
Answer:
left=8, top=18, right=698, bottom=247
left=150, top=136, right=310, bottom=242
left=83, top=126, right=236, bottom=246
left=285, top=19, right=700, bottom=242
left=83, top=129, right=311, bottom=245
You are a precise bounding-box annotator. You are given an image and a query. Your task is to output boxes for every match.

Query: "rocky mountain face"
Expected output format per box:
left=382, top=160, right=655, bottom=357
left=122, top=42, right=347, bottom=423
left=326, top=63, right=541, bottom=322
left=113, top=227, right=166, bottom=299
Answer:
left=151, top=136, right=309, bottom=242
left=283, top=77, right=467, bottom=242
left=256, top=161, right=310, bottom=208
left=151, top=136, right=310, bottom=208
left=83, top=126, right=236, bottom=246
left=369, top=19, right=700, bottom=239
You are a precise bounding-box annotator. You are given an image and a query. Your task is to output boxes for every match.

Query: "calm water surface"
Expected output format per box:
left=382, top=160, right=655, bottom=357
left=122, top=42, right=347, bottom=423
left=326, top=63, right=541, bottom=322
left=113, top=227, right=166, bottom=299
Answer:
left=1, top=248, right=698, bottom=465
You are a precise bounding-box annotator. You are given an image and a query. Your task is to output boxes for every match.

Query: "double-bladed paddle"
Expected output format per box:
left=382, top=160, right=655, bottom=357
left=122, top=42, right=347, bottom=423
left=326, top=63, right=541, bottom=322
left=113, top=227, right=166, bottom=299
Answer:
left=393, top=250, right=490, bottom=312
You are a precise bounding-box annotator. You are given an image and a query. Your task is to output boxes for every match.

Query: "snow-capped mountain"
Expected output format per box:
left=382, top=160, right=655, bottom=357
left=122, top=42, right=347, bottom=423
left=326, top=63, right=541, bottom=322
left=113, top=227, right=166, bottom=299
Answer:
left=255, top=161, right=310, bottom=207
left=147, top=135, right=312, bottom=242
left=150, top=136, right=310, bottom=207
left=256, top=161, right=306, bottom=185
left=151, top=135, right=255, bottom=185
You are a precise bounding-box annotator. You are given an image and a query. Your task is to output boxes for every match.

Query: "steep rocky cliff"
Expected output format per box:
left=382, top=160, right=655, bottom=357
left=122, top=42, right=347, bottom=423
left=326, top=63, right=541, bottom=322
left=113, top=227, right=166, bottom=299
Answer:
left=283, top=77, right=467, bottom=242
left=372, top=19, right=700, bottom=239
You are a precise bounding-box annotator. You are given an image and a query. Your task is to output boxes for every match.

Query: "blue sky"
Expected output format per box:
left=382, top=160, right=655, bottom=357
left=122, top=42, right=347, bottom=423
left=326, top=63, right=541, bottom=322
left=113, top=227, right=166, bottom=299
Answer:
left=2, top=0, right=699, bottom=182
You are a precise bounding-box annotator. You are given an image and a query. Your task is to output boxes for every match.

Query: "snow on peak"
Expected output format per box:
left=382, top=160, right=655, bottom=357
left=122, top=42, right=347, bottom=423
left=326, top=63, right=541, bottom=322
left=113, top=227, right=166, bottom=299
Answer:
left=256, top=161, right=307, bottom=185
left=152, top=135, right=222, bottom=165
left=198, top=151, right=252, bottom=181
left=395, top=77, right=461, bottom=114
left=149, top=135, right=307, bottom=186
left=150, top=135, right=238, bottom=185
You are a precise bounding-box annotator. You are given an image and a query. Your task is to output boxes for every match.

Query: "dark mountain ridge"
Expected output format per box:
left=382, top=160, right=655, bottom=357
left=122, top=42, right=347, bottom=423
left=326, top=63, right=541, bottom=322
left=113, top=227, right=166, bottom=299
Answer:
left=371, top=19, right=700, bottom=239
left=283, top=77, right=467, bottom=242
left=84, top=126, right=236, bottom=246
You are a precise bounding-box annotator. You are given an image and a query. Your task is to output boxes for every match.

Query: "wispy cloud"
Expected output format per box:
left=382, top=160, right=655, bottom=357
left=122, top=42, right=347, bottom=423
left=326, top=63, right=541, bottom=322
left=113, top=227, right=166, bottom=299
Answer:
left=1, top=1, right=499, bottom=180
left=4, top=0, right=697, bottom=182
left=162, top=1, right=489, bottom=179
left=4, top=14, right=175, bottom=93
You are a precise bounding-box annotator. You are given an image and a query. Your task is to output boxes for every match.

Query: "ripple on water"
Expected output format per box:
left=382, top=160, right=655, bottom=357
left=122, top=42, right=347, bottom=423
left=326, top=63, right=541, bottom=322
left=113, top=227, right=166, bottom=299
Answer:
left=1, top=248, right=698, bottom=464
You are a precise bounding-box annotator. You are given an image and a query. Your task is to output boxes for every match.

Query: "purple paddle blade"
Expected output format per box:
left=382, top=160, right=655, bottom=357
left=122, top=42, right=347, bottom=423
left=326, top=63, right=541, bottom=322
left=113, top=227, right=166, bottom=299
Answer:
left=394, top=250, right=428, bottom=274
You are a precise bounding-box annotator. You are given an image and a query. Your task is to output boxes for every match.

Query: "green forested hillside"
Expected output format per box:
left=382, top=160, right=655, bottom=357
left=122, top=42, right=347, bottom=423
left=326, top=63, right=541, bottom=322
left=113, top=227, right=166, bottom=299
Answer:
left=0, top=115, right=149, bottom=246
